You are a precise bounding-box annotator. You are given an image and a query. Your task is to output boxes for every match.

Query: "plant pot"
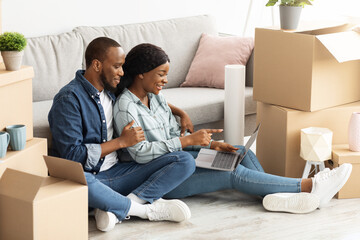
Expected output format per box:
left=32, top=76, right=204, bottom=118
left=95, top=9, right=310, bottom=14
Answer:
left=348, top=112, right=360, bottom=151
left=279, top=6, right=302, bottom=30
left=1, top=50, right=24, bottom=71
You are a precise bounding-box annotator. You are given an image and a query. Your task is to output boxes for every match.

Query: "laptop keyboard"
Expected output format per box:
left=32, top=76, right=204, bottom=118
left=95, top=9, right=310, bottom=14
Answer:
left=211, top=152, right=235, bottom=169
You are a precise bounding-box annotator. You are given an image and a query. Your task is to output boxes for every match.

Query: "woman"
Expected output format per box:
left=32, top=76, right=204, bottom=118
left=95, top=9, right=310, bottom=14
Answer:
left=113, top=43, right=352, bottom=214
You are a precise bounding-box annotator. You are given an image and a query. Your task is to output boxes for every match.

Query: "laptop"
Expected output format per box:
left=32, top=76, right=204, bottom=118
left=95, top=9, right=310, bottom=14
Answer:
left=195, top=124, right=260, bottom=171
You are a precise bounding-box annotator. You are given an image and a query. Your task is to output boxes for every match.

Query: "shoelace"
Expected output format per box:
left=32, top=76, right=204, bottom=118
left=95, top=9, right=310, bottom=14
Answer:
left=316, top=168, right=338, bottom=181
left=148, top=205, right=171, bottom=220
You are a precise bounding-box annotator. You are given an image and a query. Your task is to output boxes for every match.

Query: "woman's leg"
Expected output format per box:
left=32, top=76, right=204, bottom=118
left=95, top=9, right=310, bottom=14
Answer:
left=165, top=149, right=301, bottom=199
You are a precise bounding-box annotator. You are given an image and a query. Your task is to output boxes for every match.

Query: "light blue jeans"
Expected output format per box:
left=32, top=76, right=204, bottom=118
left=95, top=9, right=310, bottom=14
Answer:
left=85, top=151, right=195, bottom=220
left=165, top=146, right=301, bottom=198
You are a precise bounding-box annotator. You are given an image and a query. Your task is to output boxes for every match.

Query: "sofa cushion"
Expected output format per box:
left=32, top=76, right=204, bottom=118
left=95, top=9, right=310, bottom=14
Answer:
left=161, top=87, right=256, bottom=126
left=181, top=33, right=254, bottom=89
left=73, top=15, right=218, bottom=88
left=33, top=100, right=53, bottom=145
left=23, top=32, right=84, bottom=102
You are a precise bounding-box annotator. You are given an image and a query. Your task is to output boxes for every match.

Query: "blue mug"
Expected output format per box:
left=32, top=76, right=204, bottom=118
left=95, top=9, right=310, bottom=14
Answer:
left=6, top=124, right=26, bottom=151
left=0, top=131, right=10, bottom=158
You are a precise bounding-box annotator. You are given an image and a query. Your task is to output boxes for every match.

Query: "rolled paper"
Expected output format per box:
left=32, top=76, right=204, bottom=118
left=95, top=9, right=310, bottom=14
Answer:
left=224, top=65, right=245, bottom=145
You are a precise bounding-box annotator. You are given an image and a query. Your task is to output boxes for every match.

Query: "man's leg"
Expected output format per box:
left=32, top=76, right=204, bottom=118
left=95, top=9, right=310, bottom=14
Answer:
left=102, top=151, right=196, bottom=203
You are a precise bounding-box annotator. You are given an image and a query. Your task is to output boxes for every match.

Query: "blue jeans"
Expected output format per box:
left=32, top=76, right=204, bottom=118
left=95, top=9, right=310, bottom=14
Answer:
left=85, top=151, right=195, bottom=220
left=165, top=146, right=301, bottom=198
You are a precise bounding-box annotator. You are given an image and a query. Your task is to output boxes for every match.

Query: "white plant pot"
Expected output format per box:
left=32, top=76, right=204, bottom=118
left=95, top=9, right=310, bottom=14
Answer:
left=1, top=51, right=24, bottom=71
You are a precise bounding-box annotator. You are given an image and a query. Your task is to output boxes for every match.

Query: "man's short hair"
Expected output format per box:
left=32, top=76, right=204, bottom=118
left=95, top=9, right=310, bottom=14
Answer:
left=85, top=37, right=121, bottom=69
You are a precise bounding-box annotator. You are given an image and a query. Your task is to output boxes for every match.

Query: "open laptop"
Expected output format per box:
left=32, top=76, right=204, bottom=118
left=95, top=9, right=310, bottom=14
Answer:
left=195, top=124, right=260, bottom=171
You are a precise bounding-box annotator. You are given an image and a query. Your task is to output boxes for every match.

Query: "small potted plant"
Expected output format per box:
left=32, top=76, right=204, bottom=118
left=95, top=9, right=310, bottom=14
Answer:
left=266, top=0, right=313, bottom=30
left=0, top=32, right=27, bottom=71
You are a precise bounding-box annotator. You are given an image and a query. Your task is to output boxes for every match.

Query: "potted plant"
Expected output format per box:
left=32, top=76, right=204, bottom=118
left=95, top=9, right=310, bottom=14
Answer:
left=266, top=0, right=313, bottom=30
left=0, top=32, right=27, bottom=71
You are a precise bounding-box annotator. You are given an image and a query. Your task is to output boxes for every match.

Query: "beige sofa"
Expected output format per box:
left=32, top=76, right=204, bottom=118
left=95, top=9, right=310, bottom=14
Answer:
left=22, top=15, right=257, bottom=146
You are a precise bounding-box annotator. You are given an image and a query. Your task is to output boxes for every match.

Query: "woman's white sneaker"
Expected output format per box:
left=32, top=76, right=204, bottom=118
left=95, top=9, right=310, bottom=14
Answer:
left=146, top=198, right=191, bottom=222
left=94, top=209, right=120, bottom=232
left=263, top=192, right=320, bottom=214
left=311, top=164, right=352, bottom=208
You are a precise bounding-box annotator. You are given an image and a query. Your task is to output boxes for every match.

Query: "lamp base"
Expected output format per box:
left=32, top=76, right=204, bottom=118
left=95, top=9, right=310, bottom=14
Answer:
left=302, top=161, right=325, bottom=179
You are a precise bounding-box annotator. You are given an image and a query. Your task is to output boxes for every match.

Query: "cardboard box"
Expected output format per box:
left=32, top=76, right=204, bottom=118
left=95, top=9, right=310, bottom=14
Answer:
left=331, top=144, right=360, bottom=199
left=256, top=101, right=360, bottom=178
left=0, top=138, right=48, bottom=178
left=0, top=64, right=34, bottom=141
left=0, top=155, right=88, bottom=240
left=253, top=23, right=360, bottom=112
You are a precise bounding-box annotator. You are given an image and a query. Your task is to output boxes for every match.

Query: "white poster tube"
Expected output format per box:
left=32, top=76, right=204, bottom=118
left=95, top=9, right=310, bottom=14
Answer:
left=224, top=65, right=245, bottom=145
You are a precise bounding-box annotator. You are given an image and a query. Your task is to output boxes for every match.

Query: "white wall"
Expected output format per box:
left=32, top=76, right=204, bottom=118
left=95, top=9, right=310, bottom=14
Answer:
left=2, top=0, right=360, bottom=38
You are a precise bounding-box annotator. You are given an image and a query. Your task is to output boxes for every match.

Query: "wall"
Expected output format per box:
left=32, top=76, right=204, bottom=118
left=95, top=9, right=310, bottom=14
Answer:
left=2, top=0, right=360, bottom=38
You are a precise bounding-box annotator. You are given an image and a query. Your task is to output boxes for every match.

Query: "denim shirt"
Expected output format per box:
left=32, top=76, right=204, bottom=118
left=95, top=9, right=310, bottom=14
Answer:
left=48, top=70, right=116, bottom=173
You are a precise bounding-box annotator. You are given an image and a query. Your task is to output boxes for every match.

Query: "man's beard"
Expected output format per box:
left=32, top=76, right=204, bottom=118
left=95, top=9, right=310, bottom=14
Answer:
left=100, top=72, right=117, bottom=93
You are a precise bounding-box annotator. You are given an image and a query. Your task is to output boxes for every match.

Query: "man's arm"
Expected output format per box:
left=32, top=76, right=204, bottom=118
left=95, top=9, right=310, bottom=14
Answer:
left=168, top=103, right=194, bottom=136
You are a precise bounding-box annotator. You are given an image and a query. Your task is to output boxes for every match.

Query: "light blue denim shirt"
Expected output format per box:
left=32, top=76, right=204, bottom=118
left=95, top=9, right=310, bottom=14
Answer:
left=48, top=70, right=115, bottom=173
left=113, top=88, right=208, bottom=164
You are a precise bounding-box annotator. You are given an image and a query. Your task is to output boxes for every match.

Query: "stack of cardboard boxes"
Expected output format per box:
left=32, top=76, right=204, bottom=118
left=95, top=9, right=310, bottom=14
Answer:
left=253, top=22, right=360, bottom=198
left=0, top=64, right=88, bottom=239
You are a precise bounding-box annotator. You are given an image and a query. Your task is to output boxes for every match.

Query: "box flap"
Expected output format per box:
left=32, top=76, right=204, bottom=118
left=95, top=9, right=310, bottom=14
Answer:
left=0, top=168, right=43, bottom=201
left=332, top=144, right=360, bottom=164
left=43, top=155, right=87, bottom=185
left=316, top=31, right=360, bottom=63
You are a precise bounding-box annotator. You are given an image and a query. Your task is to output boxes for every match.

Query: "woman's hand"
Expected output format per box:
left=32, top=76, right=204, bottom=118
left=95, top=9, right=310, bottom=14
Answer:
left=180, top=129, right=223, bottom=148
left=210, top=141, right=239, bottom=152
left=179, top=111, right=194, bottom=136
left=118, top=120, right=145, bottom=147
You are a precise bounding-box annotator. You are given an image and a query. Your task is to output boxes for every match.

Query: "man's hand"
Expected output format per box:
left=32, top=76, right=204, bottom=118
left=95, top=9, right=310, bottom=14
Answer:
left=210, top=141, right=239, bottom=152
left=118, top=120, right=145, bottom=147
left=180, top=111, right=194, bottom=136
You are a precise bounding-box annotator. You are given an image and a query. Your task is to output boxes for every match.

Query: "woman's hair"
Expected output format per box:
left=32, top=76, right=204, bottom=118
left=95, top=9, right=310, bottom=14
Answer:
left=116, top=43, right=170, bottom=96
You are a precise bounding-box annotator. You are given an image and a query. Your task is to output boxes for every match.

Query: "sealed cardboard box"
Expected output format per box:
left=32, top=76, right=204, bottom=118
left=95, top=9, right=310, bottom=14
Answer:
left=256, top=101, right=360, bottom=178
left=331, top=144, right=360, bottom=199
left=253, top=23, right=360, bottom=112
left=0, top=64, right=34, bottom=141
left=0, top=138, right=47, bottom=178
left=0, top=155, right=88, bottom=240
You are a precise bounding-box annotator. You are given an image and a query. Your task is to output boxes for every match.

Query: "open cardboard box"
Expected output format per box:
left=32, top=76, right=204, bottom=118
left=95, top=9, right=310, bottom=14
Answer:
left=254, top=22, right=360, bottom=112
left=0, top=155, right=88, bottom=240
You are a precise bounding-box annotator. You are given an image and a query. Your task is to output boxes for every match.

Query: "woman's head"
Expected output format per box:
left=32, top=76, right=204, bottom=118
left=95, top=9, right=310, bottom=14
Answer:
left=116, top=43, right=170, bottom=95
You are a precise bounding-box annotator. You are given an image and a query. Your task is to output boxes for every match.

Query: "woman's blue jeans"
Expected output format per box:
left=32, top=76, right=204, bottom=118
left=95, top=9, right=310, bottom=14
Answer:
left=85, top=151, right=195, bottom=220
left=165, top=146, right=301, bottom=199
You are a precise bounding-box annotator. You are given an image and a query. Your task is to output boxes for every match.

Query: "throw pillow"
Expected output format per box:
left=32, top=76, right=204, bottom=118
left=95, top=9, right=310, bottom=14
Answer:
left=181, top=33, right=254, bottom=89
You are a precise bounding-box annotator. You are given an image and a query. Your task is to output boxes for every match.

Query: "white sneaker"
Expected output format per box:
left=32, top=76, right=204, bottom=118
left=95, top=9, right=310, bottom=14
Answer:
left=146, top=198, right=191, bottom=222
left=94, top=209, right=120, bottom=232
left=311, top=163, right=352, bottom=208
left=263, top=192, right=319, bottom=214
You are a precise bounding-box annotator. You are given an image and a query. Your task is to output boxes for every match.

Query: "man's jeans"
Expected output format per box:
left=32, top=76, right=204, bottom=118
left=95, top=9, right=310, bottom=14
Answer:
left=85, top=151, right=195, bottom=220
left=165, top=146, right=301, bottom=198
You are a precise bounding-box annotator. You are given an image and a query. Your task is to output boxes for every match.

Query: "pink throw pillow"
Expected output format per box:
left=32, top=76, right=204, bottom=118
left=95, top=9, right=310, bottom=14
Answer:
left=181, top=33, right=254, bottom=89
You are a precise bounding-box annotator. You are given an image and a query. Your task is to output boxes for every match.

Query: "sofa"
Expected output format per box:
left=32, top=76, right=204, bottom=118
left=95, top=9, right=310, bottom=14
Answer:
left=22, top=15, right=257, bottom=147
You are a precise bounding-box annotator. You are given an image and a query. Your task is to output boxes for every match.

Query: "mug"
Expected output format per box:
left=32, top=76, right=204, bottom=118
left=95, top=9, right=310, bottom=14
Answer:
left=6, top=124, right=26, bottom=151
left=0, top=131, right=10, bottom=158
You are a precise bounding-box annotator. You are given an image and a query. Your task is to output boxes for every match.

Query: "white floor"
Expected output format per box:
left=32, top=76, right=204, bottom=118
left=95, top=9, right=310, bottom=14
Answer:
left=89, top=138, right=360, bottom=240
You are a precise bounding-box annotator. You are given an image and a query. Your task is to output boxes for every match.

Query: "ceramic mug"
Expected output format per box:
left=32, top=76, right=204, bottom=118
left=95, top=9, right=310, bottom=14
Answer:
left=6, top=124, right=26, bottom=151
left=0, top=131, right=10, bottom=158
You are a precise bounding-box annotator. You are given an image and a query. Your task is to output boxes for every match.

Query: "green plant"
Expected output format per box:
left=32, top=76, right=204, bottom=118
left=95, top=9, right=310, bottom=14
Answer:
left=266, top=0, right=313, bottom=7
left=0, top=32, right=27, bottom=51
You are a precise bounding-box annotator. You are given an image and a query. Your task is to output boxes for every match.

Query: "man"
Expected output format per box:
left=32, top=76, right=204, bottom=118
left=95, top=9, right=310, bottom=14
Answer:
left=48, top=37, right=195, bottom=232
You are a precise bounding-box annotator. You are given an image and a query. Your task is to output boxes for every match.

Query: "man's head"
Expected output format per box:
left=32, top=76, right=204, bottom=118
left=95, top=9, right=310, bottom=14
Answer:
left=85, top=37, right=125, bottom=92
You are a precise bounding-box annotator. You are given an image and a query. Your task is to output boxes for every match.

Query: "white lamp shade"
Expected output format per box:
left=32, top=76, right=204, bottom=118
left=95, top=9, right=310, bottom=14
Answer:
left=300, top=127, right=333, bottom=162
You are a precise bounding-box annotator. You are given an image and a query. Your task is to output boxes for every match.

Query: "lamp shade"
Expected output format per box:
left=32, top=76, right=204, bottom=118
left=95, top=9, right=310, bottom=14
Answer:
left=300, top=127, right=333, bottom=162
